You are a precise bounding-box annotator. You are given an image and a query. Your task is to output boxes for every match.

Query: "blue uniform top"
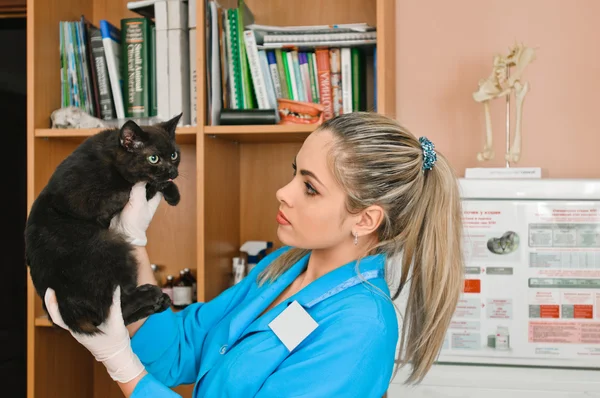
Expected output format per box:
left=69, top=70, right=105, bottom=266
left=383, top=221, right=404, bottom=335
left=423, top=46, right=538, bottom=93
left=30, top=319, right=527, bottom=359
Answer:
left=130, top=247, right=399, bottom=397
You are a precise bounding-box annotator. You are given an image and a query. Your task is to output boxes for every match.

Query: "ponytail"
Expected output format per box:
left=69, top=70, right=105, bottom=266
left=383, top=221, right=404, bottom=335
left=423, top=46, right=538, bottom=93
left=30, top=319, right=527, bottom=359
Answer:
left=393, top=153, right=464, bottom=383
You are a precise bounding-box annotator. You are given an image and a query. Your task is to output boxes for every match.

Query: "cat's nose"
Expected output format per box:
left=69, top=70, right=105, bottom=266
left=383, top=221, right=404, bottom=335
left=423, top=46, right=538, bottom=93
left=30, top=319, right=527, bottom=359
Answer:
left=168, top=169, right=178, bottom=179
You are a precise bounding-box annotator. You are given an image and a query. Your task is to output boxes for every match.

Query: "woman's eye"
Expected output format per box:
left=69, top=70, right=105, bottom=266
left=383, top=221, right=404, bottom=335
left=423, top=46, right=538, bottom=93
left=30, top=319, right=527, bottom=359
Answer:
left=147, top=155, right=160, bottom=164
left=292, top=162, right=297, bottom=176
left=171, top=152, right=178, bottom=161
left=304, top=182, right=317, bottom=196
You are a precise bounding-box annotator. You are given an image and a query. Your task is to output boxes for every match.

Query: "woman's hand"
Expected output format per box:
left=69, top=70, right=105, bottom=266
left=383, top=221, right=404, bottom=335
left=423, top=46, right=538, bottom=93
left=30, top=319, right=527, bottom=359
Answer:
left=44, top=286, right=146, bottom=384
left=110, top=181, right=163, bottom=246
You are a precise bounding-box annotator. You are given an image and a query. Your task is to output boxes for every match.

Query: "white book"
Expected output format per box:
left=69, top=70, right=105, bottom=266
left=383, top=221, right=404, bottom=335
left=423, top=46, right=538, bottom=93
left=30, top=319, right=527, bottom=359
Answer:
left=258, top=50, right=277, bottom=110
left=167, top=0, right=190, bottom=125
left=243, top=30, right=269, bottom=109
left=155, top=0, right=170, bottom=120
left=464, top=167, right=543, bottom=179
left=246, top=22, right=375, bottom=34
left=167, top=0, right=188, bottom=29
left=291, top=50, right=305, bottom=102
left=341, top=47, right=352, bottom=114
left=208, top=0, right=221, bottom=125
left=168, top=28, right=190, bottom=125
left=299, top=54, right=311, bottom=102
left=99, top=20, right=125, bottom=119
left=188, top=0, right=197, bottom=125
left=258, top=39, right=376, bottom=49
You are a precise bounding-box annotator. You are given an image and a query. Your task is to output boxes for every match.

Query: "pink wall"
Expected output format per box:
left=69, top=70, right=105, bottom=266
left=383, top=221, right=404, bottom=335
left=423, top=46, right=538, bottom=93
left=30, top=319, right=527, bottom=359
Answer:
left=395, top=0, right=600, bottom=178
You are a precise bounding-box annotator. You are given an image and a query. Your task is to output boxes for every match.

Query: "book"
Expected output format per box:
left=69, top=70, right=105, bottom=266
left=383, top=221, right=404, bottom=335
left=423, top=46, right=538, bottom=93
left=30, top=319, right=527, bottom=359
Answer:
left=121, top=17, right=153, bottom=117
left=341, top=47, right=352, bottom=114
left=329, top=48, right=342, bottom=116
left=243, top=29, right=269, bottom=109
left=154, top=0, right=169, bottom=120
left=266, top=50, right=282, bottom=99
left=189, top=0, right=198, bottom=124
left=88, top=22, right=116, bottom=119
left=351, top=47, right=366, bottom=111
left=258, top=50, right=278, bottom=111
left=315, top=48, right=333, bottom=120
left=150, top=23, right=157, bottom=117
left=80, top=16, right=101, bottom=118
left=207, top=0, right=222, bottom=124
left=167, top=0, right=190, bottom=125
left=100, top=19, right=125, bottom=119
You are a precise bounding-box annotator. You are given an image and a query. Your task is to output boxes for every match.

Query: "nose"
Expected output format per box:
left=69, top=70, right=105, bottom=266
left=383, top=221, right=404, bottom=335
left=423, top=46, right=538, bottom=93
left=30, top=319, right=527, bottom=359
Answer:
left=168, top=169, right=178, bottom=179
left=276, top=181, right=293, bottom=207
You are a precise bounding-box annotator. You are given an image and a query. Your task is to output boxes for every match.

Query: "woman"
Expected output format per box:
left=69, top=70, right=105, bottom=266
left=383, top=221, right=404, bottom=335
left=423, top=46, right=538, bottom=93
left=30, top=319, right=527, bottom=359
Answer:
left=44, top=112, right=464, bottom=397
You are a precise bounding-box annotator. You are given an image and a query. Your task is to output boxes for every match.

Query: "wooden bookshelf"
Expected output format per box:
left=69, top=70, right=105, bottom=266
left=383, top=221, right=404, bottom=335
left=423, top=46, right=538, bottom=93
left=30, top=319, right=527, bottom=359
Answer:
left=26, top=0, right=396, bottom=397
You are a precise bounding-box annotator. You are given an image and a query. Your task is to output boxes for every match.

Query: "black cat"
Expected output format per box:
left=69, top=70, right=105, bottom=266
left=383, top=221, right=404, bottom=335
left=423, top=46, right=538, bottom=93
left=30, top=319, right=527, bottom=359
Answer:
left=24, top=113, right=183, bottom=334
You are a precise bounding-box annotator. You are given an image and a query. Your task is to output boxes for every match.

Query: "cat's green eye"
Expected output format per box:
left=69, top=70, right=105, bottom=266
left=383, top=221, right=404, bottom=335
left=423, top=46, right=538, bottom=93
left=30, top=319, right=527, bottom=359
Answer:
left=171, top=152, right=178, bottom=161
left=147, top=155, right=160, bottom=164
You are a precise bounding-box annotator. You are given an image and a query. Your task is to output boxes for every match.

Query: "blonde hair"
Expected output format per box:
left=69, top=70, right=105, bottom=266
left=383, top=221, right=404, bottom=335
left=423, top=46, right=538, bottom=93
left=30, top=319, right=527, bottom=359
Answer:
left=258, top=112, right=464, bottom=384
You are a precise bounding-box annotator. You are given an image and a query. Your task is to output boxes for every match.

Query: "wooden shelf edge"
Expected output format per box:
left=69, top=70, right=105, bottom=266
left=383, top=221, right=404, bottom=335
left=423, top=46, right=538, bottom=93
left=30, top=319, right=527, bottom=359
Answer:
left=204, top=123, right=318, bottom=134
left=35, top=126, right=197, bottom=138
left=34, top=126, right=198, bottom=144
left=34, top=316, right=53, bottom=327
left=203, top=124, right=318, bottom=142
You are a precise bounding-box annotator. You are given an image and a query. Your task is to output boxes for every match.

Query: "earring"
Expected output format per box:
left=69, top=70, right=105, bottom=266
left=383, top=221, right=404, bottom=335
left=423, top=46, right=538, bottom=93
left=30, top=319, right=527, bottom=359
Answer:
left=353, top=231, right=358, bottom=246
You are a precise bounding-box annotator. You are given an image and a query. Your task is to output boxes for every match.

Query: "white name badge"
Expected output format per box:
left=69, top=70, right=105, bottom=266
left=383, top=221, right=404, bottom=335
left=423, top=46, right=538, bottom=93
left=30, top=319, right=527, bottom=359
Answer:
left=268, top=300, right=318, bottom=352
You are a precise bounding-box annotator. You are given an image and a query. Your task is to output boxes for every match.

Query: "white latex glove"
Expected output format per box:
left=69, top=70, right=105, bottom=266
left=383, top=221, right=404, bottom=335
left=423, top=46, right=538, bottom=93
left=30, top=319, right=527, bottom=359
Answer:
left=110, top=181, right=163, bottom=246
left=44, top=286, right=145, bottom=383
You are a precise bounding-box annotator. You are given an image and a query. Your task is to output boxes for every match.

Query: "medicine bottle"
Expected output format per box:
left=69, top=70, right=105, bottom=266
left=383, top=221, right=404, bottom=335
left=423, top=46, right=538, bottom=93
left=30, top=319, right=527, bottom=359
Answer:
left=173, top=270, right=193, bottom=309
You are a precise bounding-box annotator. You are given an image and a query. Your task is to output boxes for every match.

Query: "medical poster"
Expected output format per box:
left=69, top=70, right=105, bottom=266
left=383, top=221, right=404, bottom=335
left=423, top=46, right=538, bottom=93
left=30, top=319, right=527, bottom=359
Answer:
left=437, top=199, right=600, bottom=368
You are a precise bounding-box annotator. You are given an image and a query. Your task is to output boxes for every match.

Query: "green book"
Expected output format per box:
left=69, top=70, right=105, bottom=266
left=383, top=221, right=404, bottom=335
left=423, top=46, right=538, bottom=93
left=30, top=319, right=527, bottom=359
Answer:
left=351, top=47, right=366, bottom=111
left=307, top=52, right=319, bottom=104
left=274, top=49, right=289, bottom=99
left=281, top=50, right=294, bottom=100
left=236, top=6, right=255, bottom=108
left=149, top=22, right=157, bottom=117
left=121, top=17, right=151, bottom=117
left=227, top=8, right=244, bottom=109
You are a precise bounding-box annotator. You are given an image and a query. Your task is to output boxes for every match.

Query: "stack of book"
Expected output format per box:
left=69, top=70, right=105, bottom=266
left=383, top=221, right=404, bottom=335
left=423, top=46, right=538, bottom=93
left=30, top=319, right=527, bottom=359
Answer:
left=59, top=16, right=157, bottom=123
left=205, top=0, right=377, bottom=126
left=57, top=0, right=376, bottom=128
left=59, top=0, right=194, bottom=126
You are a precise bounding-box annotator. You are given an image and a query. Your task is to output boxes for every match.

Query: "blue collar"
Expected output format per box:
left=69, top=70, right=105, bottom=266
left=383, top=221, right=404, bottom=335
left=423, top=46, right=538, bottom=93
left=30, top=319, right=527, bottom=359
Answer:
left=227, top=251, right=387, bottom=345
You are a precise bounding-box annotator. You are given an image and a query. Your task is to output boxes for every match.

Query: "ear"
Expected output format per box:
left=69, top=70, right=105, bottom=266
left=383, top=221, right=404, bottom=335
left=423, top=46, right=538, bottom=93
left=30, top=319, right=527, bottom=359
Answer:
left=156, top=113, right=183, bottom=139
left=353, top=205, right=385, bottom=238
left=119, top=120, right=148, bottom=152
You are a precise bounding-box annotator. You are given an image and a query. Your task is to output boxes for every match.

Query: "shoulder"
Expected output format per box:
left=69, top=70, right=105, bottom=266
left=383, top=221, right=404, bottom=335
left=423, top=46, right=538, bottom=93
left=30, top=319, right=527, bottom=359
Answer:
left=332, top=283, right=397, bottom=336
left=310, top=279, right=399, bottom=355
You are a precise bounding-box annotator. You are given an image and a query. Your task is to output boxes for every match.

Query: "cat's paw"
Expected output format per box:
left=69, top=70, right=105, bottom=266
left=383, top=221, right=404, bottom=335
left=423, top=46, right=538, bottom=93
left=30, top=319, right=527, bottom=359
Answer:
left=155, top=292, right=172, bottom=312
left=161, top=182, right=180, bottom=206
left=145, top=183, right=160, bottom=202
left=121, top=284, right=171, bottom=325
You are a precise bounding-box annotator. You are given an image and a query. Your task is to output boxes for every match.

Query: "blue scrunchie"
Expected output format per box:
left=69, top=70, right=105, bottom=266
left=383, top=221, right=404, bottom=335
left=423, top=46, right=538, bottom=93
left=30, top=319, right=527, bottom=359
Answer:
left=419, top=136, right=437, bottom=171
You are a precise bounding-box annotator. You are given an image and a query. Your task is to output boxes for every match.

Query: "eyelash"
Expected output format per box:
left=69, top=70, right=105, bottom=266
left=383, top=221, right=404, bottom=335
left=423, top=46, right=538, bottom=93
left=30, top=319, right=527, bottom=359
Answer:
left=304, top=182, right=318, bottom=196
left=292, top=162, right=319, bottom=196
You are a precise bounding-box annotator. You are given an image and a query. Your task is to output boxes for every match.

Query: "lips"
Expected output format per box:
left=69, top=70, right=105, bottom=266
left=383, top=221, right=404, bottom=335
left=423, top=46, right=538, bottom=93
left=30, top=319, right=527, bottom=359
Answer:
left=276, top=210, right=291, bottom=225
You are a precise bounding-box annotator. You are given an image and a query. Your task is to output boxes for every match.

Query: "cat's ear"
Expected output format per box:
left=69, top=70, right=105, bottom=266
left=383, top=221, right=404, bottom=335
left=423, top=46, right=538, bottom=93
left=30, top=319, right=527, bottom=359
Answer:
left=156, top=113, right=182, bottom=139
left=119, top=120, right=148, bottom=152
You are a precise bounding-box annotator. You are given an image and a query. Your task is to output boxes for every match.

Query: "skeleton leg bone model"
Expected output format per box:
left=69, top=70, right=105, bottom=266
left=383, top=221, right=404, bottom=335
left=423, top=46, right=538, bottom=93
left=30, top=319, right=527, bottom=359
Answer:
left=473, top=43, right=536, bottom=164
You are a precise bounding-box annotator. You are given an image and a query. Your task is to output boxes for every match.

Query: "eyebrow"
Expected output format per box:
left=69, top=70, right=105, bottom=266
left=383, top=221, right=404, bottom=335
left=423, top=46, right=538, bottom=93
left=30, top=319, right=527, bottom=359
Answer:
left=293, top=157, right=324, bottom=187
